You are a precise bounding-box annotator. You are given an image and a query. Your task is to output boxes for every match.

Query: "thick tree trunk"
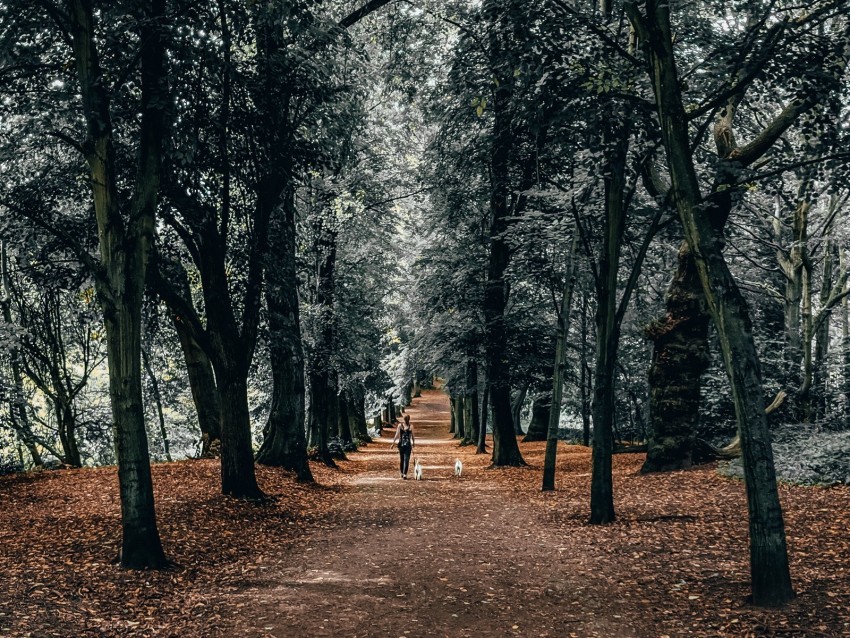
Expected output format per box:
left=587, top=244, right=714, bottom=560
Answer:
left=642, top=242, right=710, bottom=472
left=348, top=390, right=370, bottom=442
left=105, top=304, right=168, bottom=567
left=217, top=369, right=263, bottom=498
left=68, top=0, right=168, bottom=568
left=255, top=236, right=312, bottom=479
left=307, top=371, right=335, bottom=465
left=523, top=393, right=551, bottom=442
left=449, top=395, right=456, bottom=434
left=634, top=0, right=794, bottom=604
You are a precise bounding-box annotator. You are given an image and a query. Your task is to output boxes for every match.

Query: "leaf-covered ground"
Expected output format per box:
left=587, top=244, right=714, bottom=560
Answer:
left=1, top=390, right=848, bottom=637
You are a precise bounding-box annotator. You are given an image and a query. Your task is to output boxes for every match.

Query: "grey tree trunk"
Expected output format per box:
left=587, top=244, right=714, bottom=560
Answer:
left=542, top=229, right=579, bottom=490
left=141, top=347, right=172, bottom=462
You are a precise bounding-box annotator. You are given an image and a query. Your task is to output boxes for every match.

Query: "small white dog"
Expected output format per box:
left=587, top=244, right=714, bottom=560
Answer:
left=413, top=458, right=423, bottom=481
left=454, top=458, right=463, bottom=477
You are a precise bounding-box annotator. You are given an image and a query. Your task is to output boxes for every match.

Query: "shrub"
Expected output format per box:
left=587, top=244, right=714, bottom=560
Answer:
left=718, top=427, right=850, bottom=486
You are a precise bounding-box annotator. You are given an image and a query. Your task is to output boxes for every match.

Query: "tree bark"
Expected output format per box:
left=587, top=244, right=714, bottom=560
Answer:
left=256, top=190, right=312, bottom=480
left=523, top=393, right=551, bottom=442
left=477, top=383, right=489, bottom=454
left=483, top=20, right=524, bottom=467
left=642, top=242, right=710, bottom=472
left=630, top=0, right=795, bottom=604
left=542, top=229, right=579, bottom=490
left=141, top=347, right=172, bottom=462
left=590, top=116, right=630, bottom=525
left=463, top=359, right=480, bottom=445
left=169, top=262, right=221, bottom=457
left=217, top=370, right=263, bottom=498
left=453, top=396, right=465, bottom=441
left=337, top=391, right=353, bottom=445
left=510, top=383, right=529, bottom=436
left=68, top=0, right=167, bottom=568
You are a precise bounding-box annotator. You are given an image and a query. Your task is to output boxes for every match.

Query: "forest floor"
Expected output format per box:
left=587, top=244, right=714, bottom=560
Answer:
left=1, top=390, right=849, bottom=637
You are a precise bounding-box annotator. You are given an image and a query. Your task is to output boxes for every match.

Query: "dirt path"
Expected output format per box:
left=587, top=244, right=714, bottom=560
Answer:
left=225, top=390, right=649, bottom=637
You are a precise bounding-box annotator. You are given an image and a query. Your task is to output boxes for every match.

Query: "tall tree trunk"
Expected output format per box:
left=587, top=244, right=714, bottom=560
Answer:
left=543, top=229, right=579, bottom=490
left=477, top=383, right=489, bottom=454
left=590, top=117, right=630, bottom=525
left=812, top=240, right=834, bottom=420
left=631, top=0, right=795, bottom=604
left=141, top=348, right=172, bottom=462
left=68, top=0, right=167, bottom=568
left=307, top=371, right=335, bottom=465
left=841, top=250, right=850, bottom=425
left=642, top=242, right=710, bottom=472
left=348, top=386, right=370, bottom=442
left=484, top=21, right=524, bottom=467
left=169, top=263, right=221, bottom=457
left=463, top=359, right=480, bottom=445
left=580, top=291, right=591, bottom=447
left=776, top=196, right=809, bottom=405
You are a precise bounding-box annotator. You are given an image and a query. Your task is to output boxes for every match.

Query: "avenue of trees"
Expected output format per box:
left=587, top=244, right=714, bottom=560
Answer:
left=1, top=0, right=849, bottom=607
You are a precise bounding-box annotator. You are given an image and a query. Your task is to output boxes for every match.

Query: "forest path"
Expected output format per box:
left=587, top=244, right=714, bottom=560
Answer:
left=226, top=389, right=651, bottom=637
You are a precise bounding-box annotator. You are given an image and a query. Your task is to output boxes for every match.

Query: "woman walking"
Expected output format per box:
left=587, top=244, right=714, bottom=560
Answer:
left=391, top=414, right=415, bottom=479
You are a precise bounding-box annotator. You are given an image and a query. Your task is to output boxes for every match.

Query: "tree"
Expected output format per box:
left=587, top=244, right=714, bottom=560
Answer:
left=622, top=0, right=850, bottom=606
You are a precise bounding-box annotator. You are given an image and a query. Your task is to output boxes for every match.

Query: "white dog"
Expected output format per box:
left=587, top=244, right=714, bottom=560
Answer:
left=454, top=458, right=463, bottom=477
left=413, top=458, right=423, bottom=481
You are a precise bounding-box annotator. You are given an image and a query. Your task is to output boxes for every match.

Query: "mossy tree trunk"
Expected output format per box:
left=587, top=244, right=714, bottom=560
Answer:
left=642, top=242, right=709, bottom=472
left=522, top=393, right=551, bottom=442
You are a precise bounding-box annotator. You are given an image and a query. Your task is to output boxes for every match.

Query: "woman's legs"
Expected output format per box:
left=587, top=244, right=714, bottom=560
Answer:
left=399, top=447, right=412, bottom=477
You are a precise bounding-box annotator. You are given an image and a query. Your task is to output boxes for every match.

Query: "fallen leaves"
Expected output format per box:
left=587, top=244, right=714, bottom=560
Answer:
left=0, top=389, right=849, bottom=637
